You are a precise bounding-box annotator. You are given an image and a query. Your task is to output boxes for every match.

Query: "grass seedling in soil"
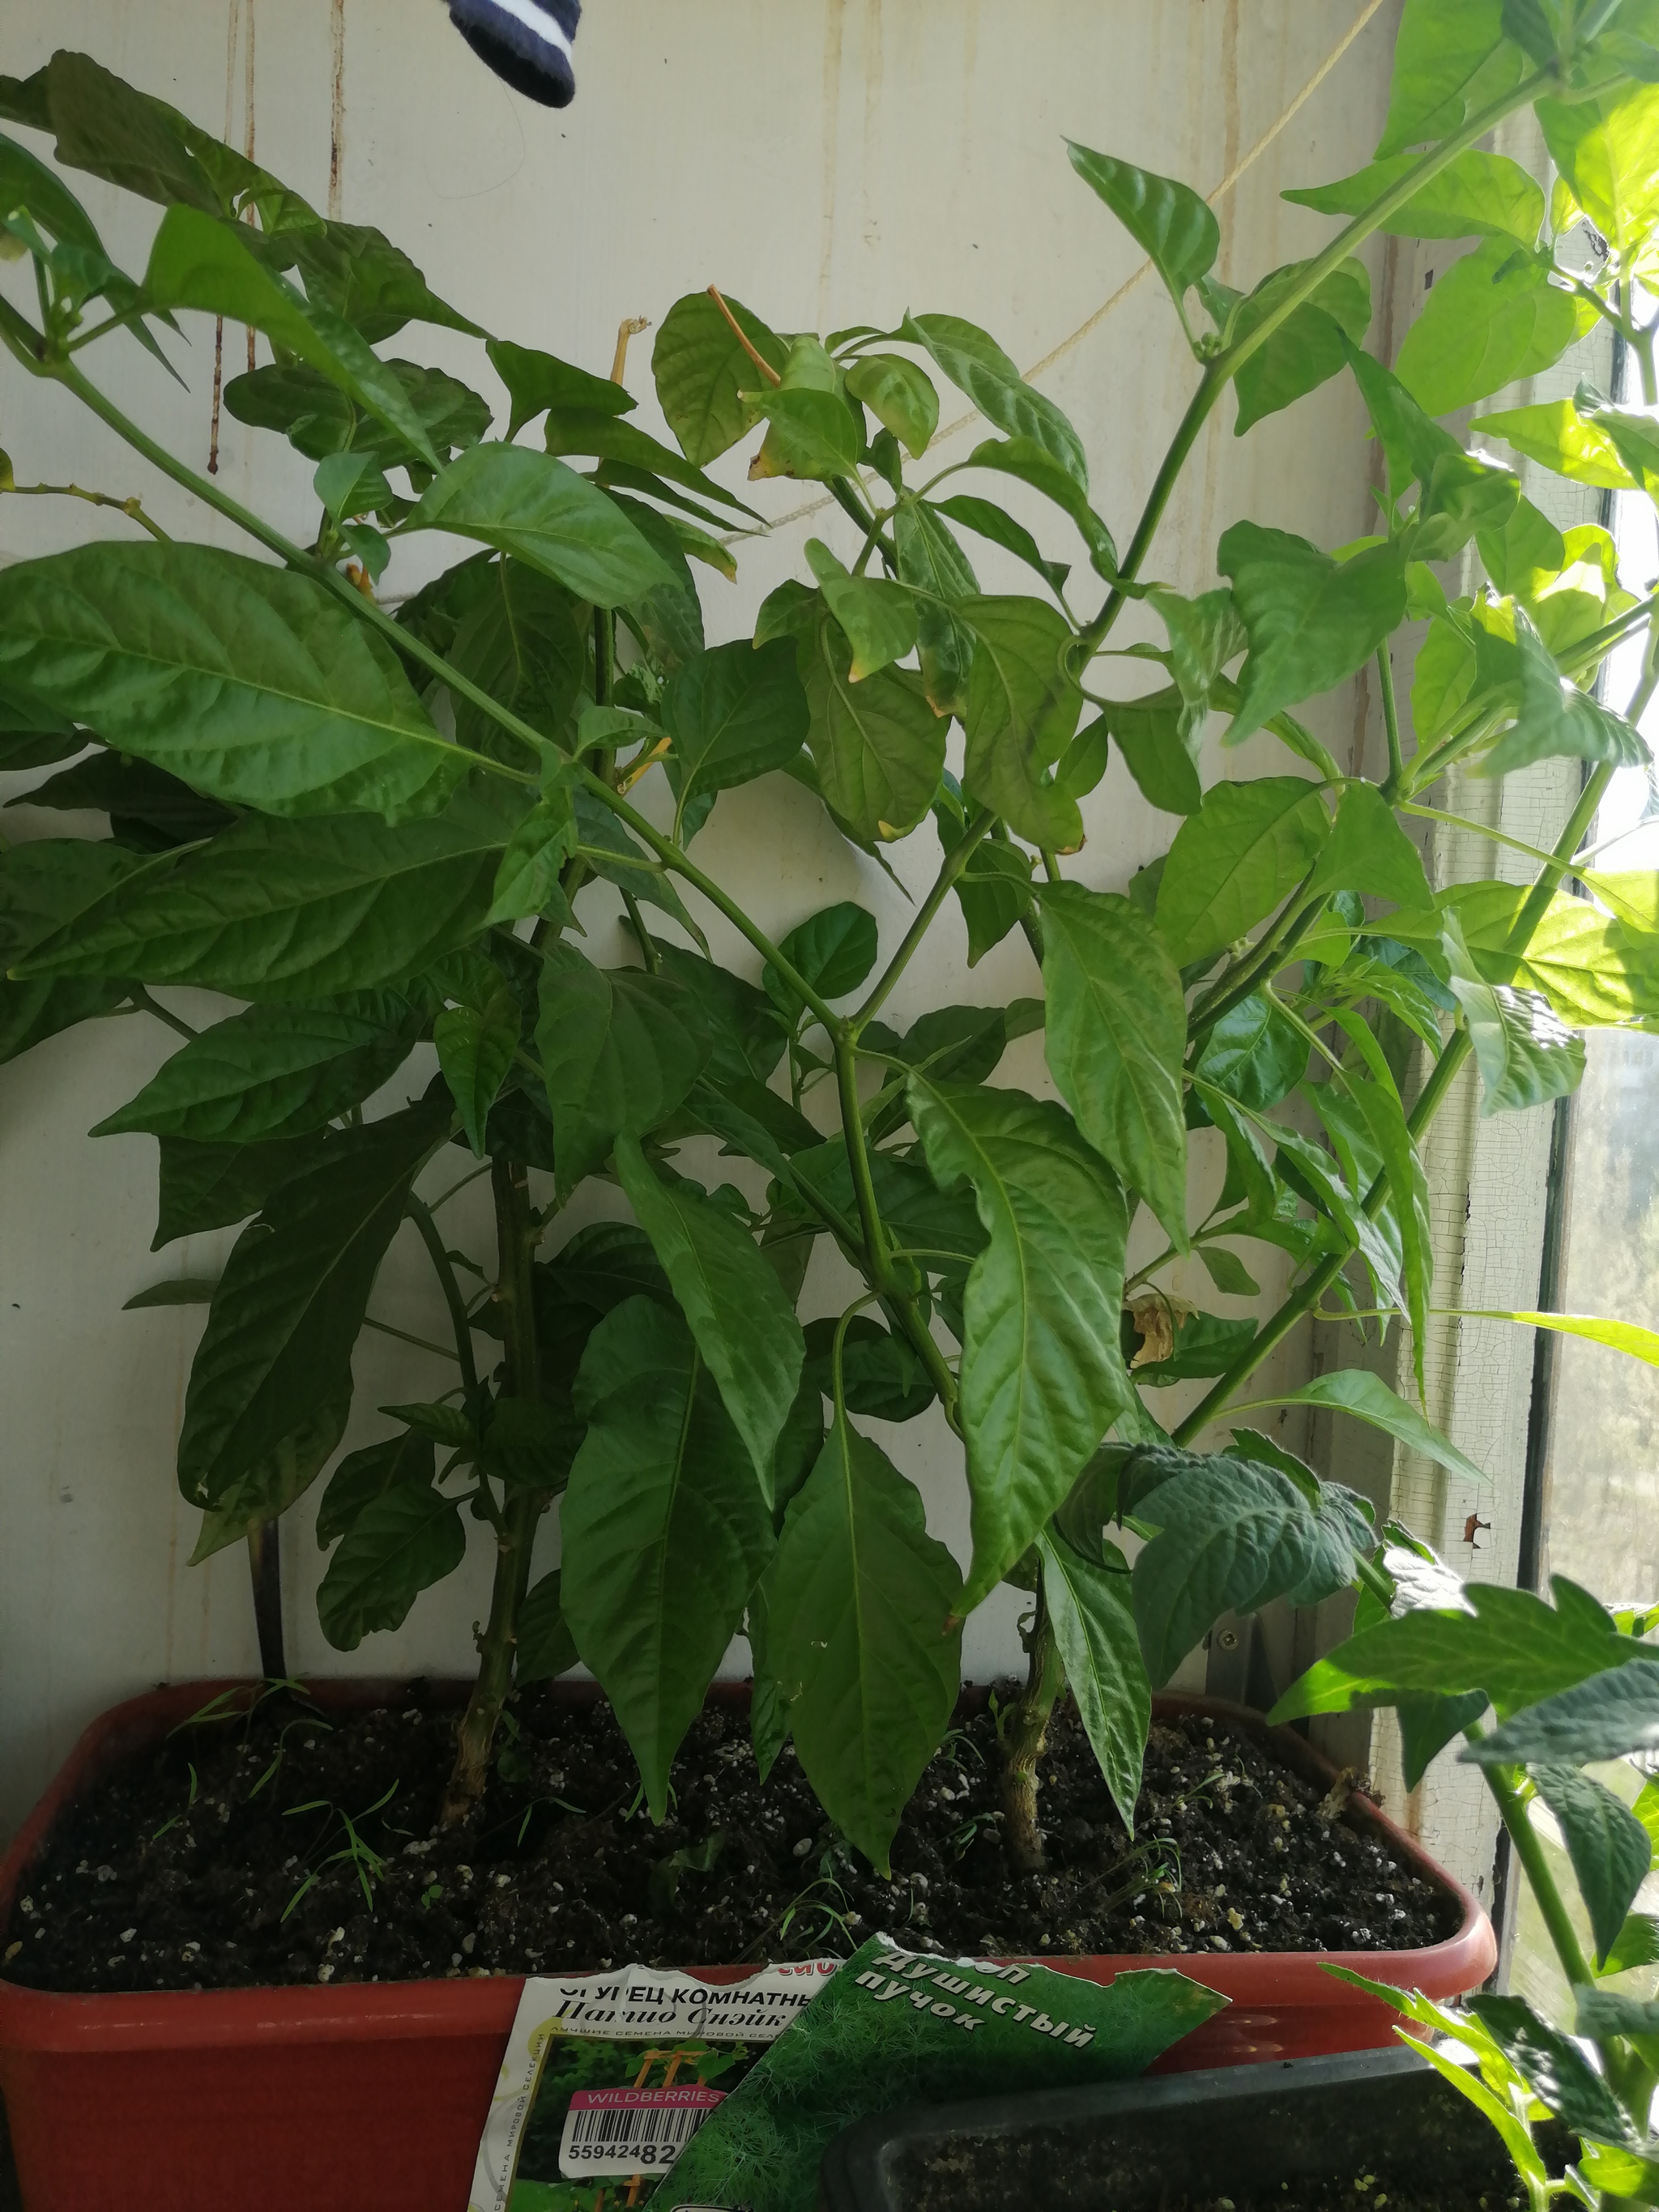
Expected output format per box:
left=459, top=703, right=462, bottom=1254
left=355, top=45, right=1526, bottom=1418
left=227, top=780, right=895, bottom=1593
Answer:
left=149, top=1762, right=198, bottom=1844
left=282, top=1780, right=399, bottom=1920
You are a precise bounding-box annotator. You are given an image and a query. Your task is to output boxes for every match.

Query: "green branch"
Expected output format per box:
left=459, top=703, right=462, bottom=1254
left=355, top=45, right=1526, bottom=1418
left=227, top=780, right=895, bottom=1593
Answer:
left=406, top=1194, right=480, bottom=1399
left=1076, top=65, right=1553, bottom=658
left=853, top=807, right=995, bottom=1032
left=1170, top=761, right=1617, bottom=1447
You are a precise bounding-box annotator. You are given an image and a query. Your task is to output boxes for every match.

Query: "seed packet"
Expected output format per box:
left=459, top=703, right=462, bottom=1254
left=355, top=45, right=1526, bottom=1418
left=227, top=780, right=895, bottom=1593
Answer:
left=658, top=1934, right=1228, bottom=2212
left=467, top=1959, right=838, bottom=2212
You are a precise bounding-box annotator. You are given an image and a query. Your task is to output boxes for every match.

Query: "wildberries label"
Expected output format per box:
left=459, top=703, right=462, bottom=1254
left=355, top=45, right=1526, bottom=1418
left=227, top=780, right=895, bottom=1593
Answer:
left=558, top=2086, right=726, bottom=2178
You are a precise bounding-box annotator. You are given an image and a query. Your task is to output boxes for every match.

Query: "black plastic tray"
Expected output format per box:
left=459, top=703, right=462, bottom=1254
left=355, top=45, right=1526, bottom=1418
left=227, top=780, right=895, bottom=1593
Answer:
left=817, top=2045, right=1555, bottom=2211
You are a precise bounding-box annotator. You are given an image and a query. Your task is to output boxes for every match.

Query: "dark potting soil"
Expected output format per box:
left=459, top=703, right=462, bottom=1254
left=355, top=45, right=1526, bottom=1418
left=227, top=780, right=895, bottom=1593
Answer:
left=888, top=2094, right=1572, bottom=2212
left=2, top=1689, right=1459, bottom=1994
left=900, top=2140, right=1533, bottom=2212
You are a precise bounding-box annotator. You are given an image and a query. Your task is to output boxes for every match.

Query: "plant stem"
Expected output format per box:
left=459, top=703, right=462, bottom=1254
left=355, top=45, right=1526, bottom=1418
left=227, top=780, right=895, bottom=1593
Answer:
left=1075, top=66, right=1551, bottom=658
left=1000, top=1576, right=1064, bottom=1874
left=246, top=1519, right=286, bottom=1680
left=4, top=479, right=172, bottom=539
left=1170, top=763, right=1617, bottom=1447
left=1478, top=1751, right=1592, bottom=1988
left=854, top=808, right=995, bottom=1031
left=442, top=1156, right=545, bottom=1825
left=128, top=985, right=198, bottom=1040
left=1377, top=643, right=1405, bottom=799
left=406, top=1195, right=480, bottom=1398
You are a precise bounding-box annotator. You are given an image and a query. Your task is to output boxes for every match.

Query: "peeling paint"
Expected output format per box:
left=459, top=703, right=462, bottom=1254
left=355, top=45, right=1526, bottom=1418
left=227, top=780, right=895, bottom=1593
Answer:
left=329, top=0, right=348, bottom=220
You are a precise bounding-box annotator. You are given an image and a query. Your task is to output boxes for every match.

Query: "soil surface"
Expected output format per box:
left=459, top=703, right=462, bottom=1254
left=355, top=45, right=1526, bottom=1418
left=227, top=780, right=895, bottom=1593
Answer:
left=2, top=1687, right=1460, bottom=1993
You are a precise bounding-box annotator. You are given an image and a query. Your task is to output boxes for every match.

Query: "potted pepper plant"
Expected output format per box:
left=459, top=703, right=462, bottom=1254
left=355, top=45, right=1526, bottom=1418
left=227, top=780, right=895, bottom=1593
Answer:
left=4, top=0, right=1659, bottom=2202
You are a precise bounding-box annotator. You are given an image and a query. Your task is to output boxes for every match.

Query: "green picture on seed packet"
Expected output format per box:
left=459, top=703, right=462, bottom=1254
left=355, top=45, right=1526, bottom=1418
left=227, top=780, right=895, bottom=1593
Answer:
left=660, top=1936, right=1226, bottom=2212
left=510, top=2034, right=755, bottom=2212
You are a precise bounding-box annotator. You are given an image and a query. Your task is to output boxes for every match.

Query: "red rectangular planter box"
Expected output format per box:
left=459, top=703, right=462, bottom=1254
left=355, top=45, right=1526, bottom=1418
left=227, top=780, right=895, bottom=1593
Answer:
left=0, top=1680, right=1494, bottom=2212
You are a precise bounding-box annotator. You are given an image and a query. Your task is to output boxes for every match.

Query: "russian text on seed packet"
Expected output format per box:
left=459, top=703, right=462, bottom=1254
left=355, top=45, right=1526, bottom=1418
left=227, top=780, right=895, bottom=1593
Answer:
left=659, top=1934, right=1227, bottom=2212
left=467, top=1959, right=838, bottom=2212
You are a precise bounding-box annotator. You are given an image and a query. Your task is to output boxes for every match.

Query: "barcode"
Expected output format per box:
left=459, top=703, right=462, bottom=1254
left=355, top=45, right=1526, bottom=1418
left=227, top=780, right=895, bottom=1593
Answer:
left=558, top=2087, right=725, bottom=2179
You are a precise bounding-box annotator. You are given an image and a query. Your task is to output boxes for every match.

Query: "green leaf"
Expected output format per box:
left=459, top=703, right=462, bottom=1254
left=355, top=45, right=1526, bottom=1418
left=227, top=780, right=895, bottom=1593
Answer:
left=764, top=900, right=879, bottom=1013
left=0, top=543, right=464, bottom=820
left=1539, top=81, right=1659, bottom=256
left=1482, top=608, right=1649, bottom=778
left=153, top=1133, right=324, bottom=1249
left=804, top=540, right=920, bottom=682
left=652, top=291, right=787, bottom=466
left=761, top=1412, right=963, bottom=1873
left=487, top=335, right=634, bottom=439
left=446, top=560, right=585, bottom=766
left=1375, top=0, right=1525, bottom=157
left=800, top=609, right=944, bottom=843
left=517, top=1570, right=579, bottom=1686
left=144, top=207, right=442, bottom=469
left=484, top=791, right=577, bottom=929
left=435, top=970, right=519, bottom=1158
left=1445, top=930, right=1586, bottom=1115
left=962, top=438, right=1117, bottom=577
left=894, top=501, right=979, bottom=719
left=563, top=1298, right=774, bottom=1817
left=1154, top=776, right=1329, bottom=969
left=224, top=359, right=489, bottom=473
left=0, top=125, right=107, bottom=253
left=1040, top=884, right=1188, bottom=1251
left=1036, top=1527, right=1149, bottom=1835
left=908, top=1076, right=1132, bottom=1609
left=18, top=803, right=510, bottom=1000
left=1065, top=143, right=1218, bottom=330
left=1231, top=259, right=1372, bottom=436
left=94, top=995, right=417, bottom=1144
left=1472, top=396, right=1638, bottom=491
left=1396, top=238, right=1580, bottom=419
left=1128, top=1447, right=1375, bottom=1687
left=175, top=1099, right=446, bottom=1506
left=801, top=1315, right=935, bottom=1424
left=1286, top=151, right=1544, bottom=246
left=662, top=638, right=810, bottom=834
left=1191, top=993, right=1307, bottom=1110
left=1464, top=1309, right=1659, bottom=1374
left=15, top=751, right=233, bottom=848
left=544, top=405, right=755, bottom=518
left=1577, top=1988, right=1659, bottom=2070
left=1307, top=782, right=1433, bottom=912
left=1129, top=1310, right=1257, bottom=1389
left=1230, top=1366, right=1486, bottom=1490
left=409, top=446, right=673, bottom=609
left=190, top=1390, right=353, bottom=1564
left=1328, top=1016, right=1435, bottom=1396
left=1273, top=1579, right=1640, bottom=1725
left=1533, top=1765, right=1653, bottom=1966
left=933, top=495, right=1070, bottom=597
left=1197, top=1245, right=1260, bottom=1299
left=844, top=353, right=939, bottom=458
left=1102, top=686, right=1202, bottom=816
left=317, top=1480, right=466, bottom=1652
left=960, top=595, right=1085, bottom=850
left=1219, top=523, right=1407, bottom=746
left=315, top=1428, right=435, bottom=1549
left=901, top=313, right=1088, bottom=489
left=123, top=1277, right=220, bottom=1309
left=535, top=945, right=710, bottom=1191
left=1463, top=1994, right=1637, bottom=2146
left=385, top=1400, right=477, bottom=1450
left=1463, top=1658, right=1659, bottom=1767
left=613, top=1136, right=805, bottom=1491
left=1597, top=1912, right=1659, bottom=1977
left=743, top=386, right=861, bottom=481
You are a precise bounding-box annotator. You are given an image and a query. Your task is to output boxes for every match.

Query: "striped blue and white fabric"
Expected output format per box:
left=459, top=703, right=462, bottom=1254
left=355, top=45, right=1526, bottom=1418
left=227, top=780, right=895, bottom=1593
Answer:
left=448, top=0, right=581, bottom=107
